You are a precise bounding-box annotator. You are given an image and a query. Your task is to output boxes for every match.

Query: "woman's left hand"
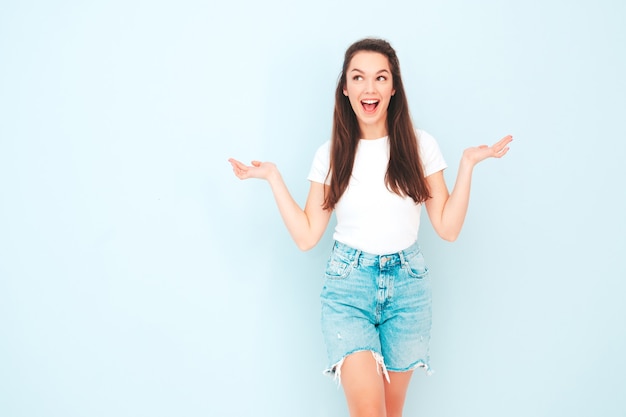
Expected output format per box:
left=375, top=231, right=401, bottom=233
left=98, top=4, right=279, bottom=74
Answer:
left=462, top=135, right=513, bottom=166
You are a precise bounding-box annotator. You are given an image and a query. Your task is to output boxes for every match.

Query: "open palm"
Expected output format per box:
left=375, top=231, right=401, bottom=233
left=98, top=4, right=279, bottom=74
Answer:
left=228, top=158, right=277, bottom=181
left=463, top=135, right=513, bottom=166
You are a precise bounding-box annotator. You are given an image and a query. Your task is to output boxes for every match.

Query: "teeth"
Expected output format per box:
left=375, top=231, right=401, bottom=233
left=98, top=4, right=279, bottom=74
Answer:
left=362, top=100, right=378, bottom=104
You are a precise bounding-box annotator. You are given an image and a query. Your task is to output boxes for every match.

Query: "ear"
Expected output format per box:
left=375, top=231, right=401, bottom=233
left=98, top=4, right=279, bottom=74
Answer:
left=343, top=88, right=348, bottom=97
left=391, top=88, right=396, bottom=96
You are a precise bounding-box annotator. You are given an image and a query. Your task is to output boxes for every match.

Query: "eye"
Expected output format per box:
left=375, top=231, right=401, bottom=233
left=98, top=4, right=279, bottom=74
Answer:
left=352, top=75, right=363, bottom=81
left=377, top=75, right=387, bottom=81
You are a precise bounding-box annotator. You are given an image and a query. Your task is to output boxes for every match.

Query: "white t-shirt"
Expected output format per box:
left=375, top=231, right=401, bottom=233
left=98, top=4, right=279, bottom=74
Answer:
left=307, top=129, right=447, bottom=254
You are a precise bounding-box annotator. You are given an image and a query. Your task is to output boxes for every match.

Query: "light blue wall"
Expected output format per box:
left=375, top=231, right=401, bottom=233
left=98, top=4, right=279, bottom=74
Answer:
left=1, top=1, right=625, bottom=416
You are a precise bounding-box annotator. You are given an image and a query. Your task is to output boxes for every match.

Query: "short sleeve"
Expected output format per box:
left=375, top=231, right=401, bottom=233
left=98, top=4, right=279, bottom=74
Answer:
left=307, top=140, right=331, bottom=184
left=417, top=129, right=447, bottom=177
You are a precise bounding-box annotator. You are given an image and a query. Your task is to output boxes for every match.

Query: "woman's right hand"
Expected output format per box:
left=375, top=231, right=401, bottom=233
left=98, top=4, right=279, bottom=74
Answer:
left=228, top=157, right=332, bottom=251
left=228, top=158, right=278, bottom=181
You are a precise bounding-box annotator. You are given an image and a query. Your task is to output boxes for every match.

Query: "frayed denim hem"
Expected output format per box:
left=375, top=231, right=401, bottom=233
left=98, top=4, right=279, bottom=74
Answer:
left=323, top=350, right=390, bottom=387
left=387, top=360, right=434, bottom=376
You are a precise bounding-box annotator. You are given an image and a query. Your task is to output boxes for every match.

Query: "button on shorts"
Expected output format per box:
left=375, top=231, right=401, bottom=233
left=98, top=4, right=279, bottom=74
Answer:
left=320, top=240, right=433, bottom=380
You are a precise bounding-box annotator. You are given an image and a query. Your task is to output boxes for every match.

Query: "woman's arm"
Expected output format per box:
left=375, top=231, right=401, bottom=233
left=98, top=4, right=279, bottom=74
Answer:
left=228, top=158, right=332, bottom=251
left=424, top=135, right=512, bottom=242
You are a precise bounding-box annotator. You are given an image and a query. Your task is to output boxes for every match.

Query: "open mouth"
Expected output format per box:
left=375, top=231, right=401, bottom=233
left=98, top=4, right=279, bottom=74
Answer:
left=361, top=99, right=379, bottom=113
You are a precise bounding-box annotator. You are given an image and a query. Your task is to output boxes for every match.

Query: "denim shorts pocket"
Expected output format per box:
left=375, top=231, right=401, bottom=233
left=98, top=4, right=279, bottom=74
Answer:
left=403, top=252, right=429, bottom=279
left=324, top=254, right=353, bottom=280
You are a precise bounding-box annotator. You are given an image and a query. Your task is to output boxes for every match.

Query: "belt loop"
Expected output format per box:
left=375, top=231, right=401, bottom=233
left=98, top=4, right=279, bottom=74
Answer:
left=353, top=250, right=362, bottom=267
left=398, top=249, right=406, bottom=265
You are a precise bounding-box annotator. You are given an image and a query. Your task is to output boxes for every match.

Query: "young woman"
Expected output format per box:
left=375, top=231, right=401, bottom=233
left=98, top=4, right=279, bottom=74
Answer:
left=228, top=38, right=511, bottom=417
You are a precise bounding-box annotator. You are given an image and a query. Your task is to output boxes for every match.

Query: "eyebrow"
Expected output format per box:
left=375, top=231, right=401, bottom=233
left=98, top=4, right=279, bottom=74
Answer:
left=350, top=68, right=391, bottom=74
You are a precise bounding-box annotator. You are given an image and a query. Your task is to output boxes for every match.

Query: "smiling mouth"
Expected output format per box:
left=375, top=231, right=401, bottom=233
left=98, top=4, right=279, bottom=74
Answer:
left=361, top=99, right=379, bottom=113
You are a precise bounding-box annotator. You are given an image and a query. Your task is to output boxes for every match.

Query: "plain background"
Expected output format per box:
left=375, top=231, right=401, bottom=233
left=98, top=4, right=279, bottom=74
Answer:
left=1, top=0, right=625, bottom=416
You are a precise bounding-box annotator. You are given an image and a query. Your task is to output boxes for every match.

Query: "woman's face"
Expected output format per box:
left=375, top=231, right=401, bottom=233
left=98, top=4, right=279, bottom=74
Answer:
left=343, top=51, right=395, bottom=139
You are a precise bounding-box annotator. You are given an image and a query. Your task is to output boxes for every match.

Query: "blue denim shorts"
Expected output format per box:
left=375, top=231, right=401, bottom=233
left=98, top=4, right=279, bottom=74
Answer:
left=320, top=240, right=433, bottom=383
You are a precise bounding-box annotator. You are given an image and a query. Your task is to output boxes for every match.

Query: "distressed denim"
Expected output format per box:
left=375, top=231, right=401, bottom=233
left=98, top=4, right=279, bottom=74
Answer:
left=320, top=240, right=433, bottom=383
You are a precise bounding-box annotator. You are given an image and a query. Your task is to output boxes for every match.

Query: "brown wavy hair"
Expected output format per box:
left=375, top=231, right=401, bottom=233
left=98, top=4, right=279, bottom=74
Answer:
left=323, top=38, right=430, bottom=210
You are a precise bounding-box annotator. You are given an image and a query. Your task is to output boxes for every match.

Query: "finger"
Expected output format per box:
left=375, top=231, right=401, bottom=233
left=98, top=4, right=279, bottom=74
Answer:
left=231, top=166, right=248, bottom=178
left=229, top=158, right=250, bottom=170
left=492, top=137, right=512, bottom=154
left=494, top=135, right=513, bottom=148
left=228, top=157, right=241, bottom=166
left=227, top=159, right=251, bottom=179
left=251, top=160, right=262, bottom=167
left=494, top=146, right=510, bottom=158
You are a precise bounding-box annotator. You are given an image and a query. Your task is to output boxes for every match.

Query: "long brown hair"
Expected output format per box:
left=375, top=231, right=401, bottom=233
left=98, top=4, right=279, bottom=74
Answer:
left=323, top=38, right=430, bottom=210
